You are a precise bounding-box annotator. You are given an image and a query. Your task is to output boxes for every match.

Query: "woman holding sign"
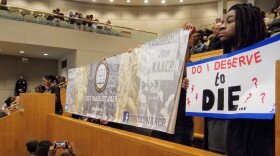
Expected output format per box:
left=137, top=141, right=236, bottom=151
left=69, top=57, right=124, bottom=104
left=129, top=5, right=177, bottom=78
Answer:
left=184, top=3, right=274, bottom=156
left=220, top=3, right=274, bottom=156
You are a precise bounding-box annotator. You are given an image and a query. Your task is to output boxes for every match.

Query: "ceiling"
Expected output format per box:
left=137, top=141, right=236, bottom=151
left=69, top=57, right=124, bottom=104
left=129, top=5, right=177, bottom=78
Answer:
left=0, top=41, right=75, bottom=60
left=71, top=0, right=218, bottom=6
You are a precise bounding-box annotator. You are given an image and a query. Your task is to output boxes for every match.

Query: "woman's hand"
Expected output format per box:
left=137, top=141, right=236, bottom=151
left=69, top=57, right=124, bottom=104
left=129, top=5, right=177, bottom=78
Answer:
left=182, top=77, right=189, bottom=90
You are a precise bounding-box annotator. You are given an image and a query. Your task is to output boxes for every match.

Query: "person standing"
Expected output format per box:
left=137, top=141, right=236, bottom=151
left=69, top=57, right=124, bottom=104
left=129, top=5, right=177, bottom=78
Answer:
left=15, top=74, right=28, bottom=96
left=43, top=75, right=63, bottom=115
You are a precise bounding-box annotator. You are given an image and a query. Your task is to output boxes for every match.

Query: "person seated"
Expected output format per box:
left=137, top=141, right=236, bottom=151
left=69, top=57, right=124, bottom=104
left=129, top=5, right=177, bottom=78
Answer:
left=208, top=22, right=223, bottom=51
left=189, top=32, right=209, bottom=54
left=26, top=140, right=39, bottom=156
left=34, top=140, right=53, bottom=156
left=1, top=96, right=16, bottom=115
left=0, top=0, right=9, bottom=11
left=35, top=85, right=46, bottom=93
left=270, top=0, right=280, bottom=19
left=93, top=19, right=100, bottom=29
left=103, top=20, right=112, bottom=31
left=87, top=15, right=94, bottom=27
left=48, top=141, right=75, bottom=156
left=268, top=18, right=280, bottom=36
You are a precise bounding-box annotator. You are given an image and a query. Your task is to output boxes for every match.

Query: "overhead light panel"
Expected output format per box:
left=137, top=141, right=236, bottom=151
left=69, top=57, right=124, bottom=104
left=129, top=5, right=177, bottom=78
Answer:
left=20, top=51, right=25, bottom=54
left=127, top=0, right=130, bottom=2
left=110, top=0, right=113, bottom=2
left=180, top=0, right=183, bottom=2
left=144, top=0, right=148, bottom=3
left=161, top=0, right=165, bottom=4
left=44, top=53, right=48, bottom=56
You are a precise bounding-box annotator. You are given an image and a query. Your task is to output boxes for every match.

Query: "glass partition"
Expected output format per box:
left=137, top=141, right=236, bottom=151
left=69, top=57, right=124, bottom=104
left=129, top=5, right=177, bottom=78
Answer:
left=0, top=4, right=157, bottom=42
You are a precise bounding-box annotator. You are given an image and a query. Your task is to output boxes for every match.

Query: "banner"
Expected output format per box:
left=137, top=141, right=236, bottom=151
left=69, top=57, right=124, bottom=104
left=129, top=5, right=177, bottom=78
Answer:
left=186, top=34, right=280, bottom=119
left=66, top=30, right=190, bottom=133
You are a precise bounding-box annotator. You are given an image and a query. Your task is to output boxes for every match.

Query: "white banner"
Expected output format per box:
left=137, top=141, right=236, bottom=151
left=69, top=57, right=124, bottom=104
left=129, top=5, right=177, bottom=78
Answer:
left=186, top=35, right=280, bottom=119
left=66, top=30, right=190, bottom=133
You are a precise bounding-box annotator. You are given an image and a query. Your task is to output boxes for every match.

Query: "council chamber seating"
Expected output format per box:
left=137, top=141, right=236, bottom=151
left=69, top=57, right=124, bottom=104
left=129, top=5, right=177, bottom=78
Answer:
left=0, top=52, right=279, bottom=156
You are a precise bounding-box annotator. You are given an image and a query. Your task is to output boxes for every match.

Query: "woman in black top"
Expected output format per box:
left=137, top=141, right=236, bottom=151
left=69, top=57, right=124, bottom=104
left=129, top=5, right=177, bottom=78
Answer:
left=43, top=75, right=63, bottom=115
left=220, top=4, right=275, bottom=156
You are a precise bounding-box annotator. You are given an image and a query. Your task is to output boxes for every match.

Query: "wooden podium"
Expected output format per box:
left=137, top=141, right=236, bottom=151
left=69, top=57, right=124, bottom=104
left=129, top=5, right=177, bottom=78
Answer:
left=0, top=93, right=55, bottom=156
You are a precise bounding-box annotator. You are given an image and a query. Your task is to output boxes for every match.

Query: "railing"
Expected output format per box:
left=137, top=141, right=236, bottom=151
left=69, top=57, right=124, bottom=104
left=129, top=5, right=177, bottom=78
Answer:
left=0, top=4, right=157, bottom=42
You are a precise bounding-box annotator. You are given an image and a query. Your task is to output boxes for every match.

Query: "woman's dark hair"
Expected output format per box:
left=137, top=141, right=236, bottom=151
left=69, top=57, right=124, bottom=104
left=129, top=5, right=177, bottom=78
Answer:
left=223, top=3, right=266, bottom=54
left=43, top=75, right=56, bottom=83
left=5, top=97, right=15, bottom=107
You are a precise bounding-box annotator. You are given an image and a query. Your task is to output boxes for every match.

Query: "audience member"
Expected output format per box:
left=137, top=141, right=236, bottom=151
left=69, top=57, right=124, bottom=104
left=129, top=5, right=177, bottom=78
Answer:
left=1, top=96, right=16, bottom=114
left=60, top=76, right=66, bottom=84
left=189, top=32, right=209, bottom=54
left=43, top=75, right=63, bottom=115
left=15, top=74, right=28, bottom=96
left=34, top=140, right=53, bottom=156
left=271, top=0, right=280, bottom=19
left=35, top=85, right=46, bottom=93
left=208, top=22, right=223, bottom=51
left=268, top=18, right=280, bottom=36
left=26, top=140, right=39, bottom=156
left=219, top=4, right=274, bottom=156
left=48, top=141, right=75, bottom=156
left=55, top=76, right=61, bottom=85
left=0, top=0, right=8, bottom=11
left=103, top=20, right=112, bottom=31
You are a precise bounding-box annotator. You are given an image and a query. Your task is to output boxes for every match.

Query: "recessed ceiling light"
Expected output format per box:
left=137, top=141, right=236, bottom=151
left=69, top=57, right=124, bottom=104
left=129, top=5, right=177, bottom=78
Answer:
left=44, top=53, right=48, bottom=56
left=144, top=0, right=148, bottom=3
left=180, top=0, right=183, bottom=2
left=20, top=51, right=25, bottom=54
left=92, top=0, right=96, bottom=1
left=161, top=0, right=165, bottom=4
left=127, top=0, right=130, bottom=2
left=109, top=0, right=113, bottom=2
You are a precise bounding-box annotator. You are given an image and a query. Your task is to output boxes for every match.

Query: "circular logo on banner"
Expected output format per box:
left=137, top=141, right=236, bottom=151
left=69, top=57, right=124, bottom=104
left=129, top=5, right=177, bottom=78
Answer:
left=94, top=61, right=109, bottom=93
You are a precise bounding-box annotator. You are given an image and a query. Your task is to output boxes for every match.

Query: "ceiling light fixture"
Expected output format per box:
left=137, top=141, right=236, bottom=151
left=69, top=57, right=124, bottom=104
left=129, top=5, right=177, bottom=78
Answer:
left=161, top=0, right=165, bottom=4
left=44, top=53, right=48, bottom=56
left=20, top=51, right=25, bottom=54
left=144, top=0, right=148, bottom=3
left=109, top=0, right=113, bottom=2
left=180, top=0, right=183, bottom=2
left=127, top=0, right=131, bottom=2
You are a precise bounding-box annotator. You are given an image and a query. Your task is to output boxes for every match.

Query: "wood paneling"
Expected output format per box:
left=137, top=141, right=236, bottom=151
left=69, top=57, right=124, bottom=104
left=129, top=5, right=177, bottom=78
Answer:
left=60, top=88, right=72, bottom=117
left=0, top=111, right=25, bottom=156
left=276, top=60, right=280, bottom=156
left=190, top=49, right=223, bottom=62
left=47, top=114, right=221, bottom=156
left=21, top=93, right=55, bottom=141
